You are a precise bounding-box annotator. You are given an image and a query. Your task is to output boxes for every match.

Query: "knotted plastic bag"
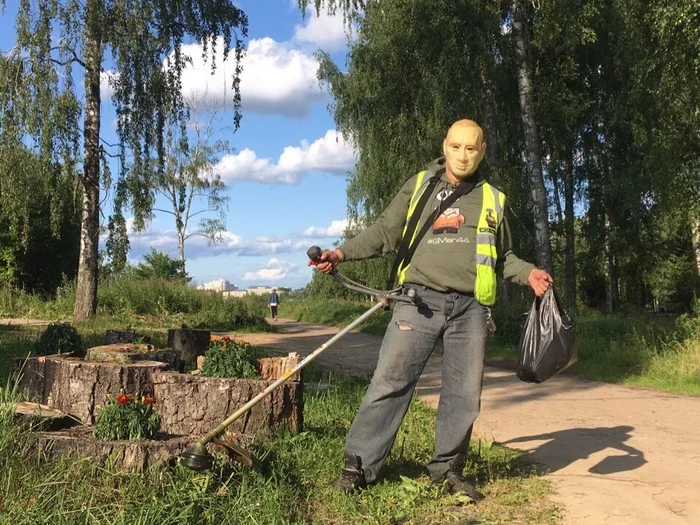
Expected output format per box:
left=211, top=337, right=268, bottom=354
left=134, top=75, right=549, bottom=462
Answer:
left=516, top=286, right=576, bottom=383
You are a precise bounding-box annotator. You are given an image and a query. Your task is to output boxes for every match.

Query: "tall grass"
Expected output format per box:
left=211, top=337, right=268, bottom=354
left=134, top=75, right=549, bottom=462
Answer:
left=0, top=365, right=559, bottom=524
left=0, top=278, right=270, bottom=331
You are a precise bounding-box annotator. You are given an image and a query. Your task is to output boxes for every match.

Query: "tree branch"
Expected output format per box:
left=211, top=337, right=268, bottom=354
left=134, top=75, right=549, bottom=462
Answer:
left=188, top=208, right=217, bottom=218
left=184, top=231, right=216, bottom=241
left=153, top=208, right=176, bottom=216
left=49, top=46, right=86, bottom=68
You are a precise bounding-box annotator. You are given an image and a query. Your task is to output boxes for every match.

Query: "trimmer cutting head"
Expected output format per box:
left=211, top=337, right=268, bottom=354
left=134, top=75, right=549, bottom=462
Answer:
left=180, top=443, right=213, bottom=471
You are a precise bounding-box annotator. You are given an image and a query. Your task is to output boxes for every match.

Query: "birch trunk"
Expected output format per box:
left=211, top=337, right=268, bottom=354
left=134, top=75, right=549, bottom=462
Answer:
left=74, top=0, right=102, bottom=321
left=563, top=151, right=577, bottom=311
left=511, top=0, right=554, bottom=273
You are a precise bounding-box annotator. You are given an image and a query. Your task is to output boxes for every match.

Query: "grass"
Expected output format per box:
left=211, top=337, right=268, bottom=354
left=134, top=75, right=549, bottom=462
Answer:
left=280, top=298, right=392, bottom=336
left=0, top=278, right=271, bottom=332
left=280, top=296, right=700, bottom=396
left=0, top=327, right=559, bottom=524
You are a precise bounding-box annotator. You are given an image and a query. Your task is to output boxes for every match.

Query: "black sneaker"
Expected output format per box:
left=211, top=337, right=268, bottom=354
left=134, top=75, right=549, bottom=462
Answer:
left=333, top=452, right=367, bottom=494
left=439, top=470, right=485, bottom=502
left=433, top=453, right=485, bottom=503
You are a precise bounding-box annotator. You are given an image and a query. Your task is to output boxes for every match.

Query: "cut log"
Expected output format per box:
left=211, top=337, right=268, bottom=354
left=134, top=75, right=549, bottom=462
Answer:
left=167, top=329, right=211, bottom=371
left=85, top=343, right=180, bottom=370
left=153, top=371, right=303, bottom=437
left=12, top=402, right=78, bottom=431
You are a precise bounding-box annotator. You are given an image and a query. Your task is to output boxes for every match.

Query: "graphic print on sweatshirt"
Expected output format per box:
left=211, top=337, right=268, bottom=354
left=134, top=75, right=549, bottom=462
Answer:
left=432, top=189, right=465, bottom=235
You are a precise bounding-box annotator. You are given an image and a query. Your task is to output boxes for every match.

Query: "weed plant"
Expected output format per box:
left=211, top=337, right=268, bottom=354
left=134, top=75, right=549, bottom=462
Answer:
left=201, top=337, right=260, bottom=379
left=34, top=322, right=82, bottom=356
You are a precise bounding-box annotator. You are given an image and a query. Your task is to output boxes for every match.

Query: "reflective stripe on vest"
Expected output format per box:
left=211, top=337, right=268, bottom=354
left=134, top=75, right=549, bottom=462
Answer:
left=396, top=171, right=429, bottom=284
left=398, top=178, right=506, bottom=306
left=475, top=182, right=505, bottom=306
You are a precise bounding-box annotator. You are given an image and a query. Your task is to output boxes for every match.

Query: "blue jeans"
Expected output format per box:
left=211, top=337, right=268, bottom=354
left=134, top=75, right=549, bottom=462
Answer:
left=344, top=284, right=490, bottom=482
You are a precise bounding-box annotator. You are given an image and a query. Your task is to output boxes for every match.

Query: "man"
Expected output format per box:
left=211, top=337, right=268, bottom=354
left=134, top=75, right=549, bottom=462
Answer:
left=310, top=119, right=552, bottom=501
left=268, top=289, right=280, bottom=322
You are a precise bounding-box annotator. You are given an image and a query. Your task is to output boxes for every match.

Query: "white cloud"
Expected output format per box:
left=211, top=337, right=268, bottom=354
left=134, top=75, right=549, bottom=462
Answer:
left=292, top=9, right=352, bottom=52
left=100, top=70, right=116, bottom=100
left=303, top=219, right=348, bottom=237
left=121, top=224, right=294, bottom=261
left=177, top=36, right=326, bottom=117
left=242, top=258, right=297, bottom=281
left=215, top=129, right=355, bottom=184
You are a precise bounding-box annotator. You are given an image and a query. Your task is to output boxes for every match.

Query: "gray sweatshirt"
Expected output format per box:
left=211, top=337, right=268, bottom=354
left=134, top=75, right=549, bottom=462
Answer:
left=339, top=158, right=535, bottom=295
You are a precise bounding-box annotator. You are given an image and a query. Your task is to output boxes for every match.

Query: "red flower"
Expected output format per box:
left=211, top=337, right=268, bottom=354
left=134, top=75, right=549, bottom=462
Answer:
left=116, top=394, right=130, bottom=405
left=143, top=396, right=155, bottom=405
left=222, top=336, right=231, bottom=342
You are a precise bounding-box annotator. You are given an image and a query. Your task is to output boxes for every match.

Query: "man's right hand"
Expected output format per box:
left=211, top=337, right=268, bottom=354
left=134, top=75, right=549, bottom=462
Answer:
left=308, top=249, right=344, bottom=274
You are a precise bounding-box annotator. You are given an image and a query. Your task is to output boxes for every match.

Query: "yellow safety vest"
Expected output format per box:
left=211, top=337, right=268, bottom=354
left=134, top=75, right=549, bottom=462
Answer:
left=398, top=173, right=506, bottom=306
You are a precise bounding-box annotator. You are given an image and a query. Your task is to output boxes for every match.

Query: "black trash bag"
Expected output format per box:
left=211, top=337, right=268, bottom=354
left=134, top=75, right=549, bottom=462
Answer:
left=516, top=286, right=576, bottom=383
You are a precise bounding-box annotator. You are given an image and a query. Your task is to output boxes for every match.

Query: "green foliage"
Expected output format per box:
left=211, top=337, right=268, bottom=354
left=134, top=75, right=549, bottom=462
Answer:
left=0, top=147, right=81, bottom=295
left=2, top=0, right=248, bottom=319
left=317, top=0, right=508, bottom=220
left=310, top=0, right=700, bottom=312
left=34, top=322, right=82, bottom=357
left=93, top=393, right=161, bottom=441
left=201, top=337, right=260, bottom=379
left=133, top=248, right=190, bottom=282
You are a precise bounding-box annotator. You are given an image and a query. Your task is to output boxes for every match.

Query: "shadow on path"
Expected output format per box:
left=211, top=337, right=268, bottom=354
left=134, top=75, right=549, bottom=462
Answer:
left=501, top=425, right=646, bottom=474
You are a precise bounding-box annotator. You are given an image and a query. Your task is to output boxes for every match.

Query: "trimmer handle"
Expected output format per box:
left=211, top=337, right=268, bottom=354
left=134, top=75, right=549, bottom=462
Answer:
left=307, top=245, right=322, bottom=262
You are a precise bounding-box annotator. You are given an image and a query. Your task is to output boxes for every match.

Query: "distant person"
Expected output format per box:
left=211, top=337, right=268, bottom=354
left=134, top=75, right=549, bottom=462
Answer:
left=268, top=289, right=280, bottom=321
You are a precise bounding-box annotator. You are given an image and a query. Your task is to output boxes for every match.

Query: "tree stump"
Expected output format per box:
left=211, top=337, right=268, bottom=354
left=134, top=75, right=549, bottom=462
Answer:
left=12, top=355, right=48, bottom=402
left=35, top=356, right=169, bottom=424
left=29, top=426, right=255, bottom=471
left=258, top=352, right=303, bottom=381
left=29, top=427, right=194, bottom=471
left=152, top=371, right=303, bottom=437
left=167, top=329, right=211, bottom=371
left=86, top=343, right=180, bottom=370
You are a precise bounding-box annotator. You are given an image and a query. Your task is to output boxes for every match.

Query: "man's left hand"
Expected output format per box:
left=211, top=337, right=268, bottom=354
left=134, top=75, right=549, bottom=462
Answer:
left=528, top=269, right=553, bottom=297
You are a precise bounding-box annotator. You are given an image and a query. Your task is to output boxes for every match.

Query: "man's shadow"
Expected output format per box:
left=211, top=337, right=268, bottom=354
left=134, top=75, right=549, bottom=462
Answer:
left=502, top=425, right=646, bottom=475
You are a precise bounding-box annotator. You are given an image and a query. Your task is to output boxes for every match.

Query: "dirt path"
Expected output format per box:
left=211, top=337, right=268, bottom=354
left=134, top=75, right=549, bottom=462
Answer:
left=233, top=318, right=700, bottom=525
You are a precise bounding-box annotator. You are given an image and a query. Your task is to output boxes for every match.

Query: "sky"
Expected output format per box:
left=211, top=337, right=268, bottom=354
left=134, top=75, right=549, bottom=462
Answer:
left=0, top=0, right=357, bottom=290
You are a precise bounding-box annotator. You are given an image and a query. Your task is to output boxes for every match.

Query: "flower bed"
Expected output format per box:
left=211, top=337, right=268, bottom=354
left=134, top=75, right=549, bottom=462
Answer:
left=93, top=393, right=162, bottom=441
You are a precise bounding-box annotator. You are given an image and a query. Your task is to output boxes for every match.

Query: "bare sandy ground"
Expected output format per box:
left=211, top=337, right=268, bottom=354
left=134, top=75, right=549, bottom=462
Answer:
left=234, top=318, right=700, bottom=525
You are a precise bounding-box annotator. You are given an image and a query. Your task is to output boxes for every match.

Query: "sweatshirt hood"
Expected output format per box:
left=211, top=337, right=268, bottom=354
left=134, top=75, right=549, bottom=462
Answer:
left=426, top=157, right=447, bottom=177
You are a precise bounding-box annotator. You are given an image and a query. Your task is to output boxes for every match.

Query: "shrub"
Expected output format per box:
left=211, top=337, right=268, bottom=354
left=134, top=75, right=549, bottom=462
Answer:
left=35, top=322, right=82, bottom=356
left=93, top=393, right=161, bottom=441
left=201, top=336, right=260, bottom=379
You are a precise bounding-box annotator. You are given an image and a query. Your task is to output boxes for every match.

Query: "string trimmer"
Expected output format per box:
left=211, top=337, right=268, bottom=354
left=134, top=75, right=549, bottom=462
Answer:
left=179, top=246, right=421, bottom=471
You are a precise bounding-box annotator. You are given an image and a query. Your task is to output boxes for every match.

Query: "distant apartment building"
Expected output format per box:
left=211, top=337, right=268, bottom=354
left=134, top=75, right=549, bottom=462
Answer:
left=222, top=285, right=281, bottom=299
left=196, top=279, right=238, bottom=292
